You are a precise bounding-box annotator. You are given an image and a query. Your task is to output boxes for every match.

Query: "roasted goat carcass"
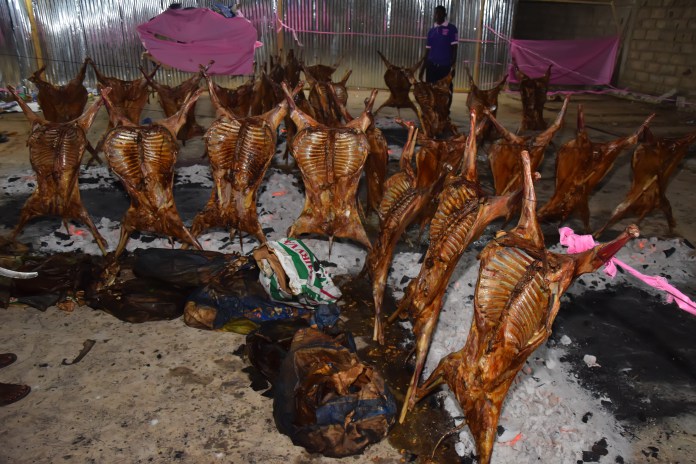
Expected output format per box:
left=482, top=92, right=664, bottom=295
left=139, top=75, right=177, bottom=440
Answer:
left=89, top=59, right=158, bottom=126
left=365, top=120, right=452, bottom=344
left=28, top=58, right=90, bottom=123
left=209, top=77, right=256, bottom=118
left=513, top=59, right=552, bottom=131
left=250, top=71, right=284, bottom=116
left=411, top=73, right=456, bottom=138
left=596, top=127, right=696, bottom=236
left=393, top=113, right=522, bottom=421
left=327, top=84, right=389, bottom=214
left=282, top=82, right=376, bottom=249
left=190, top=74, right=301, bottom=244
left=374, top=51, right=424, bottom=117
left=466, top=69, right=508, bottom=142
left=486, top=96, right=569, bottom=196
left=538, top=106, right=655, bottom=231
left=101, top=88, right=204, bottom=257
left=304, top=64, right=352, bottom=127
left=410, top=149, right=639, bottom=464
left=142, top=67, right=205, bottom=143
left=7, top=86, right=108, bottom=254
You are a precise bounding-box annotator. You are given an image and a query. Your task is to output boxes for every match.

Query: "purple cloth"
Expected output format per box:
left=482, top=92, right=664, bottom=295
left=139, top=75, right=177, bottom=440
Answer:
left=508, top=36, right=620, bottom=85
left=137, top=8, right=261, bottom=75
left=426, top=22, right=458, bottom=66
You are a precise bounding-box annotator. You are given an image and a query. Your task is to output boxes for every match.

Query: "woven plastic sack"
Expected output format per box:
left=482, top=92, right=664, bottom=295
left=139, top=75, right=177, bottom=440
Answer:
left=254, top=238, right=341, bottom=307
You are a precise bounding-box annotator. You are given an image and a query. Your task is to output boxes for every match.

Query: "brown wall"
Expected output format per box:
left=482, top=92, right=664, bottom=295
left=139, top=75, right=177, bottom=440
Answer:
left=514, top=0, right=696, bottom=109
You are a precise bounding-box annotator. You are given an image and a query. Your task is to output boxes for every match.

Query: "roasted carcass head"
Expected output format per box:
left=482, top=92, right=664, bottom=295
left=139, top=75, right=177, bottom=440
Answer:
left=412, top=149, right=639, bottom=464
left=365, top=119, right=452, bottom=344
left=411, top=73, right=456, bottom=138
left=142, top=66, right=206, bottom=143
left=513, top=59, right=552, bottom=131
left=466, top=69, right=508, bottom=141
left=596, top=127, right=696, bottom=236
left=282, top=82, right=376, bottom=249
left=28, top=58, right=90, bottom=123
left=101, top=87, right=204, bottom=257
left=90, top=59, right=158, bottom=126
left=486, top=96, right=569, bottom=196
left=7, top=85, right=108, bottom=254
left=190, top=74, right=302, bottom=246
left=394, top=112, right=522, bottom=422
left=374, top=51, right=423, bottom=117
left=538, top=105, right=655, bottom=231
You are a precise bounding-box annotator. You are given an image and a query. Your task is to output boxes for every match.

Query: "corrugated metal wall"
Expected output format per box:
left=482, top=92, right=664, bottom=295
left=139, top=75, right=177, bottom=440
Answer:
left=1, top=0, right=516, bottom=91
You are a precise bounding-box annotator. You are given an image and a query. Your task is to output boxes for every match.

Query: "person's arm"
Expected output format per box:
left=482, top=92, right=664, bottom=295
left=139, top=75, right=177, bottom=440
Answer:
left=419, top=48, right=430, bottom=81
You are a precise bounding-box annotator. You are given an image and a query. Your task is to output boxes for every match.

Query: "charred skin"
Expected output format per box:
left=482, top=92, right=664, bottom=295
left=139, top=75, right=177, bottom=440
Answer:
left=595, top=128, right=696, bottom=236
left=9, top=86, right=108, bottom=254
left=211, top=78, right=255, bottom=118
left=410, top=150, right=639, bottom=464
left=28, top=58, right=89, bottom=123
left=412, top=74, right=456, bottom=138
left=538, top=107, right=655, bottom=231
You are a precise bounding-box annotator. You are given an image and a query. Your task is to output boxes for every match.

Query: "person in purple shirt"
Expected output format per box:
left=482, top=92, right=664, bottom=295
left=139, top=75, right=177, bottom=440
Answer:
left=419, top=5, right=458, bottom=106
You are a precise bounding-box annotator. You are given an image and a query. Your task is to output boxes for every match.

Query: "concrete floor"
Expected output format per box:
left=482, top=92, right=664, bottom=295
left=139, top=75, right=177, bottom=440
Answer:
left=0, top=88, right=695, bottom=463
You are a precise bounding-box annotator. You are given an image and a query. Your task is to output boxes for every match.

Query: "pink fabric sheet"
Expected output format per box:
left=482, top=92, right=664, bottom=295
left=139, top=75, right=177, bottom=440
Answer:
left=137, top=8, right=260, bottom=75
left=508, top=36, right=620, bottom=86
left=559, top=227, right=696, bottom=316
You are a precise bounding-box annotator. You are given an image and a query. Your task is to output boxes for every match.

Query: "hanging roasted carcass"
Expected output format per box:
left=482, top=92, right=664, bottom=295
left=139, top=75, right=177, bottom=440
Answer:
left=327, top=84, right=389, bottom=214
left=411, top=73, right=456, bottom=138
left=303, top=63, right=352, bottom=127
left=513, top=59, right=552, bottom=131
left=595, top=127, right=696, bottom=236
left=486, top=96, right=569, bottom=196
left=408, top=149, right=639, bottom=464
left=142, top=67, right=206, bottom=143
left=282, top=82, right=376, bottom=249
left=466, top=69, right=507, bottom=142
left=89, top=58, right=158, bottom=127
left=538, top=106, right=655, bottom=231
left=27, top=58, right=90, bottom=123
left=374, top=51, right=424, bottom=117
left=209, top=77, right=256, bottom=118
left=364, top=120, right=453, bottom=344
left=190, top=75, right=302, bottom=244
left=250, top=71, right=284, bottom=116
left=6, top=86, right=109, bottom=254
left=101, top=88, right=204, bottom=257
left=391, top=113, right=524, bottom=422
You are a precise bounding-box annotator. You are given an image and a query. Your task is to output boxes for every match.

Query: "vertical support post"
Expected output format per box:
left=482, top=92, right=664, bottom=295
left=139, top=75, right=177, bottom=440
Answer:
left=277, top=0, right=285, bottom=56
left=472, top=0, right=487, bottom=85
left=24, top=0, right=43, bottom=71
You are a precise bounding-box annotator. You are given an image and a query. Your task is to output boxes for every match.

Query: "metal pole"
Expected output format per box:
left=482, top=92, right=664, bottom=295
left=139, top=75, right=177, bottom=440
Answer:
left=24, top=0, right=43, bottom=70
left=473, top=0, right=486, bottom=85
left=277, top=0, right=285, bottom=55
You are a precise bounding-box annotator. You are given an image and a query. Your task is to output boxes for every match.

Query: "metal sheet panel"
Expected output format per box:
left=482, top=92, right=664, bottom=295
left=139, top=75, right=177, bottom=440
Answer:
left=2, top=0, right=517, bottom=92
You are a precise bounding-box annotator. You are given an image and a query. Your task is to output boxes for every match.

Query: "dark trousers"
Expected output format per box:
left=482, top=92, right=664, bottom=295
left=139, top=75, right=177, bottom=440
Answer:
left=425, top=61, right=454, bottom=109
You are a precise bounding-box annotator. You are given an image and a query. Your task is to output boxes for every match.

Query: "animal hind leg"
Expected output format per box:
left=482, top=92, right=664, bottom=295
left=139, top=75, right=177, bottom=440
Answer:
left=660, top=194, right=676, bottom=232
left=77, top=209, right=109, bottom=255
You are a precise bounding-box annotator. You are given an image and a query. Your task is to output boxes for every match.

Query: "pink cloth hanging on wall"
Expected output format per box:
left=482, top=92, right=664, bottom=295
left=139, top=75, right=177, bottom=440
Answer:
left=137, top=8, right=261, bottom=75
left=508, top=36, right=620, bottom=85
